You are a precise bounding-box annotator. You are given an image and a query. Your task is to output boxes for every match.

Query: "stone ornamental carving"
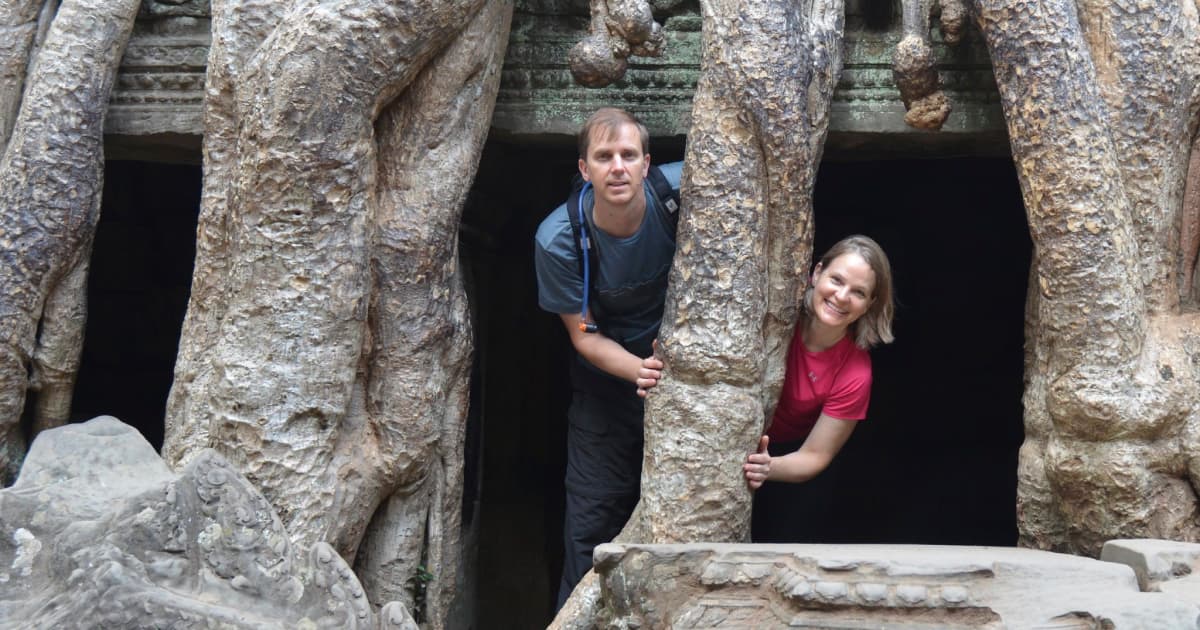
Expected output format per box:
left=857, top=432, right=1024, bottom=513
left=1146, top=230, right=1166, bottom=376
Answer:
left=106, top=0, right=1006, bottom=144
left=106, top=0, right=210, bottom=137
left=0, top=417, right=417, bottom=629
left=591, top=543, right=1200, bottom=628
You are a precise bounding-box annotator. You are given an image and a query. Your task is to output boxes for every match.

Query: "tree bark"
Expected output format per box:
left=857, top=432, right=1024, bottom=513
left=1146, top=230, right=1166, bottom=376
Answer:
left=892, top=0, right=953, bottom=130
left=163, top=0, right=512, bottom=620
left=351, top=0, right=511, bottom=622
left=162, top=0, right=290, bottom=469
left=552, top=0, right=845, bottom=625
left=0, top=0, right=46, bottom=150
left=971, top=0, right=1200, bottom=554
left=1181, top=131, right=1200, bottom=299
left=0, top=0, right=140, bottom=484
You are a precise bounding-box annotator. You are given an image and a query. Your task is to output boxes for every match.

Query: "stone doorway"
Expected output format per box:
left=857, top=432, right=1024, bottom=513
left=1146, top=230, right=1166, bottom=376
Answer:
left=68, top=159, right=201, bottom=450
left=464, top=145, right=1031, bottom=625
left=67, top=144, right=1030, bottom=626
left=810, top=157, right=1028, bottom=546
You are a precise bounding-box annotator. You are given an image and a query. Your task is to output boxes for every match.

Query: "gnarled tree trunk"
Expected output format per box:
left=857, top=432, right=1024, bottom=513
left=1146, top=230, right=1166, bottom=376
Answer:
left=0, top=0, right=140, bottom=484
left=0, top=0, right=50, bottom=149
left=552, top=0, right=845, bottom=625
left=162, top=0, right=512, bottom=623
left=970, top=0, right=1200, bottom=554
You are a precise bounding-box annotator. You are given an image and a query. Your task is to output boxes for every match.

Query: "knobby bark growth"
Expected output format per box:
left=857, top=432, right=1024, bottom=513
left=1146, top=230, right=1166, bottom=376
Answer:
left=552, top=0, right=845, bottom=625
left=892, top=0, right=965, bottom=130
left=568, top=0, right=667, bottom=87
left=968, top=0, right=1200, bottom=554
left=161, top=0, right=512, bottom=623
left=0, top=0, right=141, bottom=484
left=1, top=0, right=33, bottom=146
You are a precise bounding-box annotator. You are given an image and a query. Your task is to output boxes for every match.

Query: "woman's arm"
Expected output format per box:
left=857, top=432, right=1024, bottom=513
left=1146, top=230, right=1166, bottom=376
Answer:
left=743, top=414, right=858, bottom=487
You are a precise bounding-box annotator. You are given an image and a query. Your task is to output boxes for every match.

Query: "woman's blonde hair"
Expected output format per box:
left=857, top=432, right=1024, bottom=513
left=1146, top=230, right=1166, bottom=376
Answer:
left=802, top=234, right=895, bottom=349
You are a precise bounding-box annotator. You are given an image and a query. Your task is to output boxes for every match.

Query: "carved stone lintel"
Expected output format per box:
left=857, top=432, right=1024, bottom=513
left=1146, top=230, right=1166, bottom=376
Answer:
left=107, top=2, right=1007, bottom=156
left=141, top=0, right=210, bottom=19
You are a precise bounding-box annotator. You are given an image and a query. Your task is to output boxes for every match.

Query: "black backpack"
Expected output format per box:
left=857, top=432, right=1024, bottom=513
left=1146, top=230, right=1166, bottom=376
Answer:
left=564, top=165, right=681, bottom=311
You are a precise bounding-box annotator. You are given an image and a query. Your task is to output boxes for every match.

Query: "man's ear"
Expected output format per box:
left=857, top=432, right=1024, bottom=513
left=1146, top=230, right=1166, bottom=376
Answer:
left=578, top=158, right=589, bottom=182
left=643, top=153, right=651, bottom=176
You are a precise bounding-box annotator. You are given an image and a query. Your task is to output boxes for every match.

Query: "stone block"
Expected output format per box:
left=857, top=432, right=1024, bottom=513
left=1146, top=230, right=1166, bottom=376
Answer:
left=0, top=417, right=413, bottom=629
left=592, top=542, right=1200, bottom=628
left=1102, top=538, right=1200, bottom=593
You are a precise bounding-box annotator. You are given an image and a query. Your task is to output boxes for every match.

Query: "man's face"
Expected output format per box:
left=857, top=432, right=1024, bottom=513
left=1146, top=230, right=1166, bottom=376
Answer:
left=578, top=123, right=650, bottom=209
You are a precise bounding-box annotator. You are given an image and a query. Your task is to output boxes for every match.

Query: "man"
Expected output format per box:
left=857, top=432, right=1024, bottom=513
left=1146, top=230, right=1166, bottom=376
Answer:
left=534, top=107, right=682, bottom=607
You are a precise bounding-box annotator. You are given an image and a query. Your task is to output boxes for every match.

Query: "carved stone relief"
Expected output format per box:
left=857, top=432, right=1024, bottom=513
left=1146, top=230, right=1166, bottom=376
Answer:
left=106, top=0, right=1006, bottom=149
left=106, top=6, right=209, bottom=137
left=0, top=417, right=416, bottom=629
left=591, top=542, right=1200, bottom=628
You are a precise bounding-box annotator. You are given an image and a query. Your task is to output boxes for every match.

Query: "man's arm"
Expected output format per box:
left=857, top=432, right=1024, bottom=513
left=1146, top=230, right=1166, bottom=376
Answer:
left=559, top=312, right=663, bottom=396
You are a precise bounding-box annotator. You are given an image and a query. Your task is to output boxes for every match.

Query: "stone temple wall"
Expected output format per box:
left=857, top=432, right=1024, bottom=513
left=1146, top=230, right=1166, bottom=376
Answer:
left=105, top=0, right=1007, bottom=159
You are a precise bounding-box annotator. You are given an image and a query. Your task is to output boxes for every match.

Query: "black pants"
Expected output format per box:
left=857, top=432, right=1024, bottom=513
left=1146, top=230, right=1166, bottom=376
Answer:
left=556, top=362, right=644, bottom=609
left=750, top=438, right=837, bottom=543
left=557, top=489, right=638, bottom=606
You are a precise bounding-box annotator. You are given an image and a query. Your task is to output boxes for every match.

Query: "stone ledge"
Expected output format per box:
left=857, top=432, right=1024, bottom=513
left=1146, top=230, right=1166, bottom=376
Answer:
left=593, top=542, right=1200, bottom=628
left=106, top=3, right=1008, bottom=158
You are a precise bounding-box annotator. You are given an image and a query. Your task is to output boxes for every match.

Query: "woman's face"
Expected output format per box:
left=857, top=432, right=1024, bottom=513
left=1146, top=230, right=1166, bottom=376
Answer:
left=809, top=252, right=876, bottom=332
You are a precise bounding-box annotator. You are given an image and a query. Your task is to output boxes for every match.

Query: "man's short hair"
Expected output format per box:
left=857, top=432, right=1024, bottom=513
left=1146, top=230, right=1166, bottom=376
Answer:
left=578, top=107, right=650, bottom=159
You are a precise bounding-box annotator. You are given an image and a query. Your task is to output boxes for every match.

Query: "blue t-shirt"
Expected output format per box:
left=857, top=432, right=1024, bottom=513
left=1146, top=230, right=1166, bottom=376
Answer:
left=534, top=161, right=682, bottom=357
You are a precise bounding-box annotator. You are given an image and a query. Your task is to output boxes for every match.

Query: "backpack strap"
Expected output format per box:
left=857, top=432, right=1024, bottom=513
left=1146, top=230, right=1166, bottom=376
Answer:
left=645, top=164, right=681, bottom=239
left=564, top=164, right=680, bottom=328
left=565, top=173, right=599, bottom=288
left=565, top=175, right=604, bottom=328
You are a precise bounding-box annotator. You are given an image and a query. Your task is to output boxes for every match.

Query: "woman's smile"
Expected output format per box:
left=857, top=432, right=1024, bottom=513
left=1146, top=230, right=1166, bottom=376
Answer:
left=809, top=252, right=875, bottom=335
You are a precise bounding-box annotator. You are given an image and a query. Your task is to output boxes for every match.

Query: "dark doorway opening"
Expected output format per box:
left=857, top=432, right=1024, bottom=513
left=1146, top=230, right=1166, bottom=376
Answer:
left=810, top=158, right=1029, bottom=546
left=465, top=147, right=1030, bottom=626
left=66, top=145, right=1028, bottom=628
left=461, top=137, right=685, bottom=626
left=70, top=160, right=201, bottom=449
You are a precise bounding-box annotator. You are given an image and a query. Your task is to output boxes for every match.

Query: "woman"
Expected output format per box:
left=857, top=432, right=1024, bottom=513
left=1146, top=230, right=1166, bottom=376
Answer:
left=743, top=234, right=895, bottom=542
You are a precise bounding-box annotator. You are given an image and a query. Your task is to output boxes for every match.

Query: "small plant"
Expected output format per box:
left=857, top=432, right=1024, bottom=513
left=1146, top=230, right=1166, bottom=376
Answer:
left=408, top=564, right=434, bottom=622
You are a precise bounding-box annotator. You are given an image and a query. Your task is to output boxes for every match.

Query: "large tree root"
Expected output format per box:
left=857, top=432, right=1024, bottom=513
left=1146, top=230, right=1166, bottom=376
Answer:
left=972, top=0, right=1200, bottom=554
left=0, top=0, right=141, bottom=484
left=551, top=0, right=845, bottom=625
left=163, top=0, right=512, bottom=621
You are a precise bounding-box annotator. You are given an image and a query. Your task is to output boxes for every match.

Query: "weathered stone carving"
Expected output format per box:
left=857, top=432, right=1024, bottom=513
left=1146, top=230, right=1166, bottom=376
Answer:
left=0, top=0, right=142, bottom=484
left=0, top=416, right=417, bottom=629
left=140, top=0, right=209, bottom=19
left=106, top=14, right=209, bottom=138
left=590, top=542, right=1200, bottom=628
left=104, top=2, right=1007, bottom=147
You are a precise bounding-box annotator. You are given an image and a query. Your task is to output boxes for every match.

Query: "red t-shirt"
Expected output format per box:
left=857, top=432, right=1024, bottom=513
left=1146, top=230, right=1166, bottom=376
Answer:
left=768, top=329, right=872, bottom=444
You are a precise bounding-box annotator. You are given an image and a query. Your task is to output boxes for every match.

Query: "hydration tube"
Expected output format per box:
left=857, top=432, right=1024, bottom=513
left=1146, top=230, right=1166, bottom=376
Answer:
left=578, top=181, right=598, bottom=333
